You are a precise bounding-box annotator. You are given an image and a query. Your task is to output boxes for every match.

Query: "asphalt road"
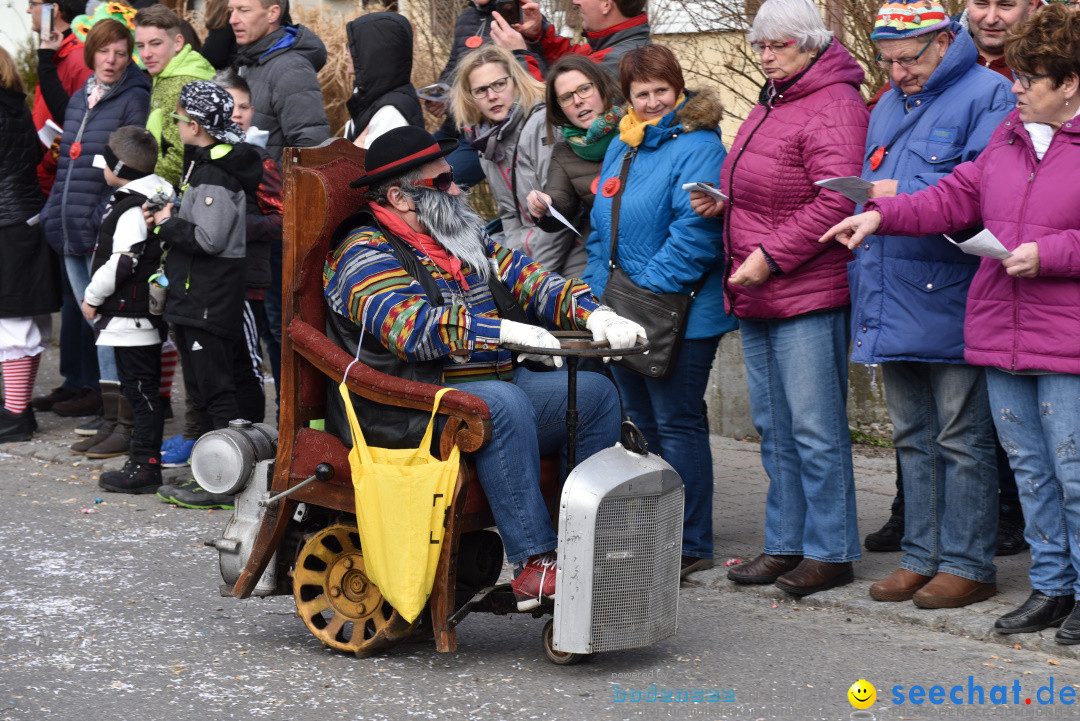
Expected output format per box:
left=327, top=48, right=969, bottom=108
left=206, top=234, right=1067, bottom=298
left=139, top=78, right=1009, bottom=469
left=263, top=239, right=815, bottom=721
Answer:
left=2, top=452, right=1079, bottom=721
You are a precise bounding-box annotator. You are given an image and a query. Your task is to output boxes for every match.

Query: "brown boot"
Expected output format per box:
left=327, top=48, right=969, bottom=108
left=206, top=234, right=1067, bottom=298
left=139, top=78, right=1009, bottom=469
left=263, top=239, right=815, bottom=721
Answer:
left=912, top=572, right=996, bottom=609
left=85, top=387, right=133, bottom=459
left=727, top=553, right=803, bottom=584
left=70, top=383, right=119, bottom=454
left=52, top=387, right=103, bottom=417
left=775, top=559, right=854, bottom=596
left=869, top=568, right=934, bottom=602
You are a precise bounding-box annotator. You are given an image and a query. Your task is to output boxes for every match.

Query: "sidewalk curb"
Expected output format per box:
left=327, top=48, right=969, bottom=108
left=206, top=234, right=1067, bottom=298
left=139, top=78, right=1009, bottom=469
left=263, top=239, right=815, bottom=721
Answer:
left=684, top=567, right=1080, bottom=661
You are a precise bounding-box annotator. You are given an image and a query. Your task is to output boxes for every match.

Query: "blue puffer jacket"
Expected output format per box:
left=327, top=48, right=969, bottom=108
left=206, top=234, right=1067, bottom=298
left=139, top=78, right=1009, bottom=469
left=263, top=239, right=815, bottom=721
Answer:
left=41, top=62, right=150, bottom=257
left=585, top=89, right=738, bottom=340
left=849, top=24, right=1012, bottom=364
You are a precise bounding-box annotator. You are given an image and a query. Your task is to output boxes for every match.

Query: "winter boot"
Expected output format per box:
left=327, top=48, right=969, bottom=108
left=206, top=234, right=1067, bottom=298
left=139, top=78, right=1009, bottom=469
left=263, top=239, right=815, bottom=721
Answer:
left=98, top=455, right=162, bottom=494
left=71, top=382, right=119, bottom=454
left=85, top=388, right=134, bottom=458
left=0, top=407, right=36, bottom=443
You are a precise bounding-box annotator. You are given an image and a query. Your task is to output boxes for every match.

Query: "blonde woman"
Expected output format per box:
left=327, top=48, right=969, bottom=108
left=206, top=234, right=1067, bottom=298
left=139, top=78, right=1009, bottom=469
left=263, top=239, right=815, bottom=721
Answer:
left=451, top=45, right=578, bottom=276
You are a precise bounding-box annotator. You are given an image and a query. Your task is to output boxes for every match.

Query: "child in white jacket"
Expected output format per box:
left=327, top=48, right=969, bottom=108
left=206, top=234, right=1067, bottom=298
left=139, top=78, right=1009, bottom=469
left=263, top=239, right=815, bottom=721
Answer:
left=81, top=126, right=174, bottom=494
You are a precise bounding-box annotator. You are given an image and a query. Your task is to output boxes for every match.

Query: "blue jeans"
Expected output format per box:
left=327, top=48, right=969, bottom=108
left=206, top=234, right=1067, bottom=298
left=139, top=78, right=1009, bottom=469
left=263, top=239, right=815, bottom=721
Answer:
left=883, top=361, right=998, bottom=583
left=740, top=309, right=861, bottom=563
left=610, top=336, right=721, bottom=559
left=987, top=369, right=1080, bottom=597
left=446, top=367, right=621, bottom=563
left=64, top=254, right=117, bottom=383
left=58, top=260, right=99, bottom=392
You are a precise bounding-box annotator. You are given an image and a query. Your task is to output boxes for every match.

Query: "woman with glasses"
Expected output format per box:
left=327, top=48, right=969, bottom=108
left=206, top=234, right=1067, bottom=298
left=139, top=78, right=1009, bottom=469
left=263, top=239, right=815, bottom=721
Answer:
left=691, top=0, right=869, bottom=595
left=450, top=45, right=578, bottom=276
left=39, top=18, right=150, bottom=456
left=524, top=56, right=623, bottom=279
left=822, top=4, right=1080, bottom=643
left=585, top=43, right=736, bottom=578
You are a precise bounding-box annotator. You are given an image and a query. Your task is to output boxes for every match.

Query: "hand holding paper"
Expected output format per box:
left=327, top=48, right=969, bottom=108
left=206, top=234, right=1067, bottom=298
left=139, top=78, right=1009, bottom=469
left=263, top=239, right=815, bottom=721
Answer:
left=417, top=83, right=449, bottom=103
left=944, top=228, right=1012, bottom=260
left=535, top=193, right=579, bottom=236
left=815, top=176, right=874, bottom=205
left=682, top=182, right=728, bottom=202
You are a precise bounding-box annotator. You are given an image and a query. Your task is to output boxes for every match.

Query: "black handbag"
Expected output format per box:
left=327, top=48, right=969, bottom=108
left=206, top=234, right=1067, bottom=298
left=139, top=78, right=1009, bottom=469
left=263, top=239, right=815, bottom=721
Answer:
left=599, top=150, right=710, bottom=380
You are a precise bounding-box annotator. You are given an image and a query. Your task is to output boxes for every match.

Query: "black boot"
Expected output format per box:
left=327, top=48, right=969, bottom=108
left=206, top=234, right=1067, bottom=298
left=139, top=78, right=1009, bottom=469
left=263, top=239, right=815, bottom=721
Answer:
left=864, top=505, right=904, bottom=552
left=995, top=591, right=1074, bottom=634
left=996, top=503, right=1029, bottom=556
left=98, top=455, right=162, bottom=494
left=0, top=407, right=35, bottom=442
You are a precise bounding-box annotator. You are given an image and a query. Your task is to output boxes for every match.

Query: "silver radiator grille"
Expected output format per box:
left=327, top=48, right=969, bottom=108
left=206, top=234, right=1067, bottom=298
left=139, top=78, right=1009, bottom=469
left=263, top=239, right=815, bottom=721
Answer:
left=589, top=488, right=682, bottom=652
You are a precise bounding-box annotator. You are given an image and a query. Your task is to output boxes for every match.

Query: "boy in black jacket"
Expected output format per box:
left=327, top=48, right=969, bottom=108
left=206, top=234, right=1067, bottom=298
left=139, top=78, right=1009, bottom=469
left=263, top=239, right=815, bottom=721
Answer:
left=82, top=127, right=174, bottom=494
left=151, top=80, right=261, bottom=509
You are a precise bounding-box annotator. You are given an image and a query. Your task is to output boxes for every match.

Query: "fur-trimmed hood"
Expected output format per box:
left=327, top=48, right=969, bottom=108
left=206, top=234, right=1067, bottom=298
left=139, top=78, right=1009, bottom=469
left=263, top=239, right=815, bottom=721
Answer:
left=675, top=87, right=724, bottom=133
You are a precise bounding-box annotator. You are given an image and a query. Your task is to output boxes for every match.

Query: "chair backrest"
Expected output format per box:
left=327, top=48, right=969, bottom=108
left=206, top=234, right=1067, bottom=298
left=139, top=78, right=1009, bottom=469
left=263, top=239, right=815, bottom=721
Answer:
left=281, top=139, right=369, bottom=423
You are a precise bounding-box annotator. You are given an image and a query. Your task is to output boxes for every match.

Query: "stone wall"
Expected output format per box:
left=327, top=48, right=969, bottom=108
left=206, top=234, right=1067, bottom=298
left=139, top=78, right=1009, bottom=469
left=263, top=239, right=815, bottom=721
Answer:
left=704, top=330, right=891, bottom=439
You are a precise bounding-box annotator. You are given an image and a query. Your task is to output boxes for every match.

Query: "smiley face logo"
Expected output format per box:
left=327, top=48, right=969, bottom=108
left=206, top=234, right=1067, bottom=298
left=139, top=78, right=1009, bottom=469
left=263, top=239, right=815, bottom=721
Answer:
left=848, top=679, right=876, bottom=709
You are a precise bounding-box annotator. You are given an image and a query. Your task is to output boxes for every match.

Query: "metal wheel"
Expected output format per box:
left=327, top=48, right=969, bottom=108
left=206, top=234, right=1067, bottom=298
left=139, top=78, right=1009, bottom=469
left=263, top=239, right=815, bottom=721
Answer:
left=293, top=524, right=415, bottom=657
left=541, top=619, right=589, bottom=665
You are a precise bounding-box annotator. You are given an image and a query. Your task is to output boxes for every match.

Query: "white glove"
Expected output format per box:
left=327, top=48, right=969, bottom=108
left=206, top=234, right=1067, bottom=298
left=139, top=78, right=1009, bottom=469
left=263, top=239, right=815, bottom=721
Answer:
left=586, top=309, right=647, bottom=362
left=498, top=318, right=563, bottom=368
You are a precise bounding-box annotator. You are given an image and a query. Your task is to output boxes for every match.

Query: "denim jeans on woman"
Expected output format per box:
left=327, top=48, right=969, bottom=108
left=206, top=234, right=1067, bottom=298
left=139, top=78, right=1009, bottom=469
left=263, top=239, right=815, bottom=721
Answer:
left=883, top=361, right=998, bottom=583
left=610, top=336, right=721, bottom=560
left=987, top=369, right=1080, bottom=598
left=64, top=254, right=118, bottom=383
left=445, top=366, right=621, bottom=564
left=740, top=309, right=861, bottom=563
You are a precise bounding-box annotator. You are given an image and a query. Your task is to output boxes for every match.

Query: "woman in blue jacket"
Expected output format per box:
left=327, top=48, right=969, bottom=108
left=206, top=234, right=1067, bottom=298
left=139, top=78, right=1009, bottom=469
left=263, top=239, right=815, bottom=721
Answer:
left=40, top=18, right=149, bottom=448
left=585, top=44, right=737, bottom=577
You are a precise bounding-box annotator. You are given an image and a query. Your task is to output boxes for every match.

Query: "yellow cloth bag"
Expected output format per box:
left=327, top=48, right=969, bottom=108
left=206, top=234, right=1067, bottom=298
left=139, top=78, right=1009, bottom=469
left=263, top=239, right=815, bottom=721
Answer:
left=338, top=382, right=461, bottom=624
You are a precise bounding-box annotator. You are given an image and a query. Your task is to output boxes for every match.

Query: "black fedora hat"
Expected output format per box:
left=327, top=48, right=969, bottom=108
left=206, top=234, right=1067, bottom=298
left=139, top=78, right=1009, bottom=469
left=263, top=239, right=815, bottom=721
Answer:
left=349, top=126, right=459, bottom=189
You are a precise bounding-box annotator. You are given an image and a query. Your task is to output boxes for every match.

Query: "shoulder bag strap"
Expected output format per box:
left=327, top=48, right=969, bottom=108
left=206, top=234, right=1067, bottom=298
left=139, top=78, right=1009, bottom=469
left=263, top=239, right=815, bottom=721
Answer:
left=607, top=149, right=635, bottom=272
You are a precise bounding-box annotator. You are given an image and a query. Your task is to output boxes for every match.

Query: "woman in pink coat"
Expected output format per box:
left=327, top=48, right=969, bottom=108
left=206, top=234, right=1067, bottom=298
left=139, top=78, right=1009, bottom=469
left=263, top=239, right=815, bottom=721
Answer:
left=822, top=4, right=1080, bottom=646
left=692, top=0, right=869, bottom=596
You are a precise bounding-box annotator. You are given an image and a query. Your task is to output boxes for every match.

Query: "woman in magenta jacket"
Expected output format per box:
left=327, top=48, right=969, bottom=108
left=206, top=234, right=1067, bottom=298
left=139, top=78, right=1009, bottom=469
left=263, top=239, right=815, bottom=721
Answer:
left=822, top=4, right=1080, bottom=645
left=692, top=0, right=869, bottom=595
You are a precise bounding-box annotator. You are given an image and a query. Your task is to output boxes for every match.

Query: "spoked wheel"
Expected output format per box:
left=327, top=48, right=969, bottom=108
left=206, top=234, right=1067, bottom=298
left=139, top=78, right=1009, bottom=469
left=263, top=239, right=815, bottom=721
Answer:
left=541, top=619, right=590, bottom=665
left=293, top=524, right=415, bottom=657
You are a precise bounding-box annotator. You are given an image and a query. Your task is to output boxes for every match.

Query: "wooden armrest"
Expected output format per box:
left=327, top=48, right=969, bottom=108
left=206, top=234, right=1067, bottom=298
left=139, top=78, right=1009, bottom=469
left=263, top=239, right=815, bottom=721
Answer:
left=286, top=318, right=491, bottom=454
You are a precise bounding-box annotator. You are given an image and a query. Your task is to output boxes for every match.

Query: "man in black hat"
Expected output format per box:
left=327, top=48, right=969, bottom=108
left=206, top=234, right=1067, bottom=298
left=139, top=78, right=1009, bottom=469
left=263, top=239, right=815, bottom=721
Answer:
left=323, top=126, right=646, bottom=611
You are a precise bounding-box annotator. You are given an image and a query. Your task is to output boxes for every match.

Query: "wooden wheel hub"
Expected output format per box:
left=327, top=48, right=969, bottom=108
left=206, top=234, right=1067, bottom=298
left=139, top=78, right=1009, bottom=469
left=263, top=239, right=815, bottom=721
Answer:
left=292, top=524, right=414, bottom=656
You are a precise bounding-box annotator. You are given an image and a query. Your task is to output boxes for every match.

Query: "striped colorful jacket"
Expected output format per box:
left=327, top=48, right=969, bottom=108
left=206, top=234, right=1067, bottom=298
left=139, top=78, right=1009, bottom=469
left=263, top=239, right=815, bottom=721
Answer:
left=324, top=226, right=602, bottom=383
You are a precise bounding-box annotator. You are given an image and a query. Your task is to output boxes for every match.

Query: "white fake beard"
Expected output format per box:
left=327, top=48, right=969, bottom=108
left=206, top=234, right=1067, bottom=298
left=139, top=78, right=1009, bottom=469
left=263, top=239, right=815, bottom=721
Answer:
left=409, top=186, right=491, bottom=282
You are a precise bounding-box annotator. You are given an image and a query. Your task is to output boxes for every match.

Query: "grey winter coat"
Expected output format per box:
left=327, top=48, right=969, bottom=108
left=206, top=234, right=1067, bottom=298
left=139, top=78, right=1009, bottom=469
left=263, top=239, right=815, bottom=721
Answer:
left=469, top=104, right=585, bottom=278
left=233, top=25, right=332, bottom=163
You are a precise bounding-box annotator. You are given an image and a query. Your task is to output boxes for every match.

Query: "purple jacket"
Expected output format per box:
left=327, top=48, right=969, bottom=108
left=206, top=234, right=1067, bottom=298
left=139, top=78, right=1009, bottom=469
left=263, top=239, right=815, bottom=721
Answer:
left=867, top=110, right=1080, bottom=375
left=720, top=40, right=868, bottom=319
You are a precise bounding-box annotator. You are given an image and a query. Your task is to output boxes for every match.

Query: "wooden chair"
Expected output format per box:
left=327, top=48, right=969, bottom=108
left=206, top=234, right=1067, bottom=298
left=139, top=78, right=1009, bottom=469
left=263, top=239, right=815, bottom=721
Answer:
left=231, top=139, right=559, bottom=655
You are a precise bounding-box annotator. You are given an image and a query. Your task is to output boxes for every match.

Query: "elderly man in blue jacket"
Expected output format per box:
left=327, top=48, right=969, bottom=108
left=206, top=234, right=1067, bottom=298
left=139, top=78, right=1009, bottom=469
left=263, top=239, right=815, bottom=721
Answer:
left=849, top=0, right=1013, bottom=609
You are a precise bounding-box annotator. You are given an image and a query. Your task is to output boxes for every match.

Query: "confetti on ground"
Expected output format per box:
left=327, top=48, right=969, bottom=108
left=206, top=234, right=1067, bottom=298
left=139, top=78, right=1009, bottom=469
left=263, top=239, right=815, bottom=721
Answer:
left=78, top=508, right=99, bottom=514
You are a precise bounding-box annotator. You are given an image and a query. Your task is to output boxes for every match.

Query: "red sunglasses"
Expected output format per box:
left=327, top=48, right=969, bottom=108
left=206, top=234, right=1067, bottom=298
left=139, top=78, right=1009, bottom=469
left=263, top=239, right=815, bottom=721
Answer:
left=410, top=169, right=455, bottom=192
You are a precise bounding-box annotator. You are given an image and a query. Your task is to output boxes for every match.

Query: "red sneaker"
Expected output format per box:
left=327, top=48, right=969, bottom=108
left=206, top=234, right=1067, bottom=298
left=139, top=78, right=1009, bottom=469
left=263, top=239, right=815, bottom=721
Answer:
left=511, top=553, right=557, bottom=610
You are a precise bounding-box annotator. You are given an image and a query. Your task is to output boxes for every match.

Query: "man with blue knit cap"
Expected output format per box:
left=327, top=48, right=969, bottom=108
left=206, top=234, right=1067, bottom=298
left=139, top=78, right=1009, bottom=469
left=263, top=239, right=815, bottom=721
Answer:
left=847, top=0, right=1013, bottom=609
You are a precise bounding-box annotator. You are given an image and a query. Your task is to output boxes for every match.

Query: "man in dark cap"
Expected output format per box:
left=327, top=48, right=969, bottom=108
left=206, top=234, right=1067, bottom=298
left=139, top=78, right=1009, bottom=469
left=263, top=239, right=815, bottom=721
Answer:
left=323, top=126, right=646, bottom=611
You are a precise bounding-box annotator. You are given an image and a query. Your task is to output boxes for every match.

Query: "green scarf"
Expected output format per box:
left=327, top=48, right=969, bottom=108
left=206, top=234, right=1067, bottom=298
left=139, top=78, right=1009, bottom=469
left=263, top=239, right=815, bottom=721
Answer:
left=561, top=106, right=624, bottom=162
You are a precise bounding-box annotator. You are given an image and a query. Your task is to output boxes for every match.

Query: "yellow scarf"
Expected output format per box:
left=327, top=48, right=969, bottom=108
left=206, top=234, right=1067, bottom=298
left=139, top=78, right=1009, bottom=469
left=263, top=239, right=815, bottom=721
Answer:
left=618, top=93, right=686, bottom=147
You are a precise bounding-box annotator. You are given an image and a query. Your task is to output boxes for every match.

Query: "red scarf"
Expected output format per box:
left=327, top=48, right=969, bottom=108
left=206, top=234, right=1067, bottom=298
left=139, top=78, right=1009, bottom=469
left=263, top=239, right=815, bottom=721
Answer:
left=369, top=202, right=471, bottom=291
